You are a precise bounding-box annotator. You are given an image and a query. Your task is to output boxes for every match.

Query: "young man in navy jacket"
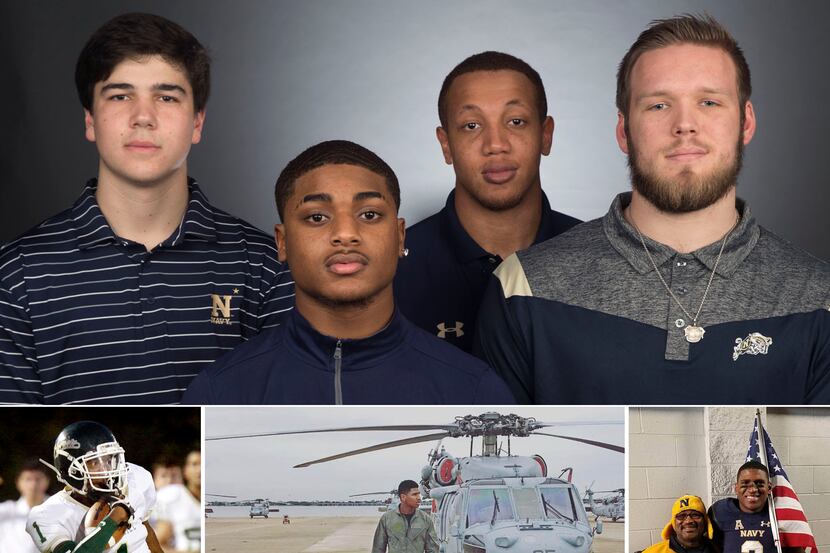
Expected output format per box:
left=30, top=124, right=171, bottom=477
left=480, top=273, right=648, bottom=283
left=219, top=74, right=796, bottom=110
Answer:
left=183, top=140, right=514, bottom=404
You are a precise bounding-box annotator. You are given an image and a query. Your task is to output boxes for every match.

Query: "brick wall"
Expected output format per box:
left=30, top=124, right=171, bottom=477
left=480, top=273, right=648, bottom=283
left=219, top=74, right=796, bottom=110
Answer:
left=629, top=407, right=707, bottom=552
left=765, top=407, right=830, bottom=551
left=629, top=407, right=830, bottom=552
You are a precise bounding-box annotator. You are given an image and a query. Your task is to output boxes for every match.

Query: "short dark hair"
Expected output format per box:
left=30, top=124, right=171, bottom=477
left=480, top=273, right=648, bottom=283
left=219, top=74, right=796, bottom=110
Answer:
left=274, top=140, right=400, bottom=221
left=737, top=460, right=769, bottom=480
left=398, top=479, right=419, bottom=497
left=152, top=455, right=181, bottom=471
left=19, top=459, right=50, bottom=479
left=75, top=13, right=211, bottom=113
left=616, top=14, right=751, bottom=119
left=438, top=51, right=547, bottom=129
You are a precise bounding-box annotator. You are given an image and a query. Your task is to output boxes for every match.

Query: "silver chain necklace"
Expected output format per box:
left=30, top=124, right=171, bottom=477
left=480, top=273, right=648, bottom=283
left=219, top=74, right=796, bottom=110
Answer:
left=632, top=215, right=739, bottom=343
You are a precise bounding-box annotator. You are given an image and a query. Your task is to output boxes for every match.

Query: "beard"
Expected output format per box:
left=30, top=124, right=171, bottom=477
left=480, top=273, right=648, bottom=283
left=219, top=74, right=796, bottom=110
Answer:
left=627, top=132, right=744, bottom=213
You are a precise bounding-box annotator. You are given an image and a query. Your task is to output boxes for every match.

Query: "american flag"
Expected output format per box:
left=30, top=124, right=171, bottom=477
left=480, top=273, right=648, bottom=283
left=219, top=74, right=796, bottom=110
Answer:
left=746, top=415, right=818, bottom=553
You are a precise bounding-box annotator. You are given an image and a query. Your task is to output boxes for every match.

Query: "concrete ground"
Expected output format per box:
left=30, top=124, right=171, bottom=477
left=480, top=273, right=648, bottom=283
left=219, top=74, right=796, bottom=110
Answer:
left=205, top=517, right=625, bottom=553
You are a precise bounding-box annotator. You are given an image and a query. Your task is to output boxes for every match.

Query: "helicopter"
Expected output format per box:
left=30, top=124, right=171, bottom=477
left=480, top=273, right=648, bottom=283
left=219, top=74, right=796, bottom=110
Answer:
left=246, top=498, right=279, bottom=518
left=584, top=487, right=625, bottom=522
left=205, top=493, right=235, bottom=518
left=207, top=411, right=623, bottom=553
left=205, top=493, right=279, bottom=518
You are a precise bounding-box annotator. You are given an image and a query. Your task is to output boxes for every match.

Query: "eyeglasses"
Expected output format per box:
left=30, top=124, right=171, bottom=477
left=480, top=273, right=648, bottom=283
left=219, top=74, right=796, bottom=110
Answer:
left=675, top=512, right=703, bottom=522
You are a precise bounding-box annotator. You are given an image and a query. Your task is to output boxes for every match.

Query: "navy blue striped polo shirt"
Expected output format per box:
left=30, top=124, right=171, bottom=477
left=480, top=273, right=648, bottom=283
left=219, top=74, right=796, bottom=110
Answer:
left=0, top=179, right=294, bottom=404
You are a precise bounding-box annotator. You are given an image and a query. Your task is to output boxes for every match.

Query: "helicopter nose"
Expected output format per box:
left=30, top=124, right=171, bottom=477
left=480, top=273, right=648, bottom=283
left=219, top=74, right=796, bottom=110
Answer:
left=504, top=534, right=589, bottom=552
left=561, top=534, right=588, bottom=548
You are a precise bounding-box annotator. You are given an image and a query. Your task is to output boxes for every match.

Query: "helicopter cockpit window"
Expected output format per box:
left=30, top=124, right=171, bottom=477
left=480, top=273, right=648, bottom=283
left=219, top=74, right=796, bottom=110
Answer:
left=539, top=486, right=580, bottom=523
left=466, top=488, right=515, bottom=526
left=512, top=487, right=544, bottom=520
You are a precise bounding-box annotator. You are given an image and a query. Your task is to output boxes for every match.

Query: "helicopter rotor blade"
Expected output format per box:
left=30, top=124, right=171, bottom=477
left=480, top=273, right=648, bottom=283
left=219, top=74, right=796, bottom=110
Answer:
left=533, top=432, right=624, bottom=453
left=206, top=493, right=237, bottom=498
left=582, top=481, right=596, bottom=499
left=349, top=491, right=396, bottom=497
left=294, top=431, right=450, bottom=468
left=532, top=420, right=623, bottom=429
left=207, top=425, right=458, bottom=441
left=207, top=416, right=623, bottom=442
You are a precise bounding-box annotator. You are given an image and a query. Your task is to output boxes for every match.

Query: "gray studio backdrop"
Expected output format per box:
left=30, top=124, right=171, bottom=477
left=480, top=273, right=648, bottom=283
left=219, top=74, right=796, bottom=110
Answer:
left=1, top=1, right=828, bottom=260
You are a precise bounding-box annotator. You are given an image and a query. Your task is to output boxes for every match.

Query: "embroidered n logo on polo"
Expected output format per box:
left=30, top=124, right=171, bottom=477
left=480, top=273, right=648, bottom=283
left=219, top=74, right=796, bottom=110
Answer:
left=437, top=321, right=464, bottom=338
left=733, top=332, right=773, bottom=361
left=210, top=294, right=233, bottom=325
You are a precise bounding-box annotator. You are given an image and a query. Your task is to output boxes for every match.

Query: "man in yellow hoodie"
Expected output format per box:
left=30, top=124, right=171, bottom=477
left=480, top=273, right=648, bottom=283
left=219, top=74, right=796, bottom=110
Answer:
left=643, top=495, right=715, bottom=553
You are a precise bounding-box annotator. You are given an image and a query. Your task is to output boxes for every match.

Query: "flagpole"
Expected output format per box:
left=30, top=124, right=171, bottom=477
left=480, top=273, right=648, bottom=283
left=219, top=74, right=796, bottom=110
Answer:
left=755, top=409, right=784, bottom=553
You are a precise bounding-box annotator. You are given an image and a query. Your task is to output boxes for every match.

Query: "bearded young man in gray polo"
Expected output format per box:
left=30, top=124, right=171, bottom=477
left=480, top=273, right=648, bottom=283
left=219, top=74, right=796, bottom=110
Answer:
left=475, top=14, right=830, bottom=404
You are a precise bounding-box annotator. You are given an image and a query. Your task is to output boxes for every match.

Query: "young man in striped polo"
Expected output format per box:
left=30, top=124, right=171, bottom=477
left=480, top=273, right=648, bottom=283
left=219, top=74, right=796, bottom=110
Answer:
left=0, top=13, right=294, bottom=404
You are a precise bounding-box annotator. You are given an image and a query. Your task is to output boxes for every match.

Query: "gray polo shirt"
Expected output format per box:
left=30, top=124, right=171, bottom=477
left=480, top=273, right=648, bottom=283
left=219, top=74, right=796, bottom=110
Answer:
left=475, top=193, right=830, bottom=404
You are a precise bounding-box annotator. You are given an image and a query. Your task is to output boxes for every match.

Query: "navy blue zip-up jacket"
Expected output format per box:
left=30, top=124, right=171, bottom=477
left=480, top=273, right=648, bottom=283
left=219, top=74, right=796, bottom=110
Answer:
left=182, top=308, right=515, bottom=404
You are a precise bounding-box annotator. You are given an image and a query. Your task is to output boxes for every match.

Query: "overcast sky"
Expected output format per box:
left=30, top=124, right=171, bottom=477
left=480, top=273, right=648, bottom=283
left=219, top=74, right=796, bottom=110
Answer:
left=204, top=406, right=624, bottom=502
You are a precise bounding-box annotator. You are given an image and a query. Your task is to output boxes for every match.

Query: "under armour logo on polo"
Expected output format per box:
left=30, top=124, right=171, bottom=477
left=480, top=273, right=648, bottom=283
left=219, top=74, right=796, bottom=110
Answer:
left=760, top=521, right=771, bottom=527
left=437, top=322, right=464, bottom=338
left=210, top=288, right=240, bottom=325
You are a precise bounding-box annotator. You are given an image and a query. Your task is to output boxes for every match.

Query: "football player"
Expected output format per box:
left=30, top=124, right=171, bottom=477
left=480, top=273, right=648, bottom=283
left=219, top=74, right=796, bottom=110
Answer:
left=0, top=460, right=51, bottom=553
left=26, top=421, right=163, bottom=553
left=151, top=458, right=183, bottom=491
left=708, top=460, right=804, bottom=553
left=154, top=449, right=201, bottom=552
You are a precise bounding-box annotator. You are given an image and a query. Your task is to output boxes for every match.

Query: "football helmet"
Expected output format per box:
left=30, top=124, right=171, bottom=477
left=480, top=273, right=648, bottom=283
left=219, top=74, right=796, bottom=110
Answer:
left=41, top=421, right=127, bottom=499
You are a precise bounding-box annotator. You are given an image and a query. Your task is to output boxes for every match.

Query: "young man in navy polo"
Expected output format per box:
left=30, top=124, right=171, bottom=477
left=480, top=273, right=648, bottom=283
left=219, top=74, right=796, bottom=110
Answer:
left=394, top=51, right=580, bottom=353
left=183, top=140, right=514, bottom=404
left=0, top=13, right=293, bottom=404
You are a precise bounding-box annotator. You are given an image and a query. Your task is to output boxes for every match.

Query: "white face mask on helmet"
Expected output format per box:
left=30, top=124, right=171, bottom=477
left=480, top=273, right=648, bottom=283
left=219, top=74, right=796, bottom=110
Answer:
left=60, top=441, right=127, bottom=496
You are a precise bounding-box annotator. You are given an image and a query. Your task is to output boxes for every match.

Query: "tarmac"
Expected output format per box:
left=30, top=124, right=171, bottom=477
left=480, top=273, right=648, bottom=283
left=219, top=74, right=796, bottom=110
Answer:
left=205, top=516, right=625, bottom=553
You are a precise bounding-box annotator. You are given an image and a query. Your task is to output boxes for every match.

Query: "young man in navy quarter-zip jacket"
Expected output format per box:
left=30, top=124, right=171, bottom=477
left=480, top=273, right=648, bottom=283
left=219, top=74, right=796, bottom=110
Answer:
left=183, top=140, right=515, bottom=405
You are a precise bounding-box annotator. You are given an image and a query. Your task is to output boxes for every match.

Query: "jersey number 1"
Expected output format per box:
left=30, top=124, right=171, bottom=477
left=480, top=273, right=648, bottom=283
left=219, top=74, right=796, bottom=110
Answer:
left=32, top=521, right=47, bottom=543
